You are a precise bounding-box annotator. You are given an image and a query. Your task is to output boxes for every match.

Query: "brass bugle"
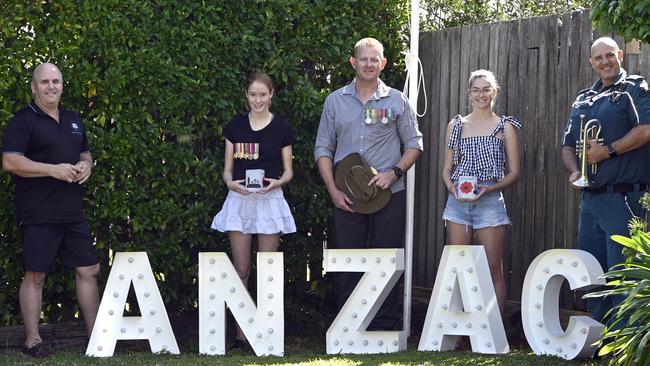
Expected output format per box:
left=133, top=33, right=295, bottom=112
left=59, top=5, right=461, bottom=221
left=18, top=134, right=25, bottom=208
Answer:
left=573, top=116, right=603, bottom=188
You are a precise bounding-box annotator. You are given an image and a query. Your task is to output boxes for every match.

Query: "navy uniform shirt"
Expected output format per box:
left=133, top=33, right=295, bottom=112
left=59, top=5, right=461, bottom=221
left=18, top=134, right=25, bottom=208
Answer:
left=2, top=103, right=90, bottom=224
left=562, top=70, right=650, bottom=187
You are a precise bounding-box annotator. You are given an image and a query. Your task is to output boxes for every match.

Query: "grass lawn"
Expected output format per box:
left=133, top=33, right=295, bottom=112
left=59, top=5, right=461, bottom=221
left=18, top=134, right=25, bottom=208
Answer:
left=0, top=335, right=608, bottom=366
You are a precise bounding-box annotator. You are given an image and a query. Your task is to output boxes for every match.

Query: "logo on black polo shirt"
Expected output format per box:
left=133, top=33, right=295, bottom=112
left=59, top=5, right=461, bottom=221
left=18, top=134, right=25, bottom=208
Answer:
left=70, top=120, right=82, bottom=135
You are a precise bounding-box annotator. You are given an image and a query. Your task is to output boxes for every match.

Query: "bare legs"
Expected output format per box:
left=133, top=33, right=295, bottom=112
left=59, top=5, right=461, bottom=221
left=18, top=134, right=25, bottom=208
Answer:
left=446, top=222, right=506, bottom=316
left=476, top=227, right=506, bottom=316
left=445, top=222, right=473, bottom=245
left=75, top=264, right=100, bottom=336
left=229, top=232, right=253, bottom=292
left=258, top=234, right=280, bottom=252
left=20, top=271, right=46, bottom=348
left=20, top=264, right=100, bottom=348
left=228, top=231, right=280, bottom=341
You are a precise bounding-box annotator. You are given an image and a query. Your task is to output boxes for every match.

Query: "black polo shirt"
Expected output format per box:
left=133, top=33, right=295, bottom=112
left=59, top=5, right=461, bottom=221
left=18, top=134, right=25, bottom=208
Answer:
left=2, top=103, right=90, bottom=224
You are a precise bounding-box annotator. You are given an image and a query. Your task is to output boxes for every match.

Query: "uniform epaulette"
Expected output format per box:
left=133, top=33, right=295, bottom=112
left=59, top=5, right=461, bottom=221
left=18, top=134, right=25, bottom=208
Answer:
left=574, top=88, right=591, bottom=102
left=626, top=74, right=644, bottom=82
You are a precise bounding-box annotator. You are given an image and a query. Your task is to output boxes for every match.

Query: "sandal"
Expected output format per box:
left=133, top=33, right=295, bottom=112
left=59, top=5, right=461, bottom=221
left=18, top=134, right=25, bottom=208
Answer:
left=455, top=337, right=472, bottom=351
left=21, top=341, right=50, bottom=358
left=230, top=338, right=247, bottom=352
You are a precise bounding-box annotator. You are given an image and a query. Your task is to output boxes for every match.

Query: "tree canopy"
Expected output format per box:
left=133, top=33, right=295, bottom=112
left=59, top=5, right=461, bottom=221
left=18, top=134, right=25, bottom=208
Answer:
left=591, top=0, right=650, bottom=44
left=421, top=0, right=590, bottom=31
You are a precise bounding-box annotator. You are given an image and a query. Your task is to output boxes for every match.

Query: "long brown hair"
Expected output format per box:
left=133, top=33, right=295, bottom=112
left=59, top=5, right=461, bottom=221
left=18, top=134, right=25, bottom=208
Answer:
left=245, top=72, right=274, bottom=110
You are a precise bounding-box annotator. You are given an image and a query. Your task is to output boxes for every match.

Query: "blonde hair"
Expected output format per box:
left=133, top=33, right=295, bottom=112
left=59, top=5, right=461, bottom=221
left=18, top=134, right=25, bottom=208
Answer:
left=354, top=38, right=384, bottom=58
left=468, top=69, right=499, bottom=90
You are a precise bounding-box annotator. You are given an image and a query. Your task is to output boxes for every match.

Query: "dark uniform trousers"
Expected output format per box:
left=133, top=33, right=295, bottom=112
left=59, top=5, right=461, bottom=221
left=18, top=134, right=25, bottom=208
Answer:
left=579, top=190, right=645, bottom=327
left=332, top=190, right=406, bottom=330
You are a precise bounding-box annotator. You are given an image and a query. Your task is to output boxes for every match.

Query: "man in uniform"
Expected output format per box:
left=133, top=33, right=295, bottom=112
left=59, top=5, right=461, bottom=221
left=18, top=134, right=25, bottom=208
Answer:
left=2, top=63, right=100, bottom=357
left=314, top=38, right=423, bottom=330
left=561, top=37, right=650, bottom=326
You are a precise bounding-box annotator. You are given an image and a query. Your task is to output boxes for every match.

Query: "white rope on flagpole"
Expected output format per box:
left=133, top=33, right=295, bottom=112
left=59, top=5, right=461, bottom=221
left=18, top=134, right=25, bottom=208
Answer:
left=402, top=0, right=425, bottom=338
left=402, top=55, right=428, bottom=118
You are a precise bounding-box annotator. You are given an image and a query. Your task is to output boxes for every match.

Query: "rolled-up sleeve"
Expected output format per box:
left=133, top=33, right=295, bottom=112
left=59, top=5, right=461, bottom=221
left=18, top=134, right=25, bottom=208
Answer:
left=396, top=96, right=423, bottom=151
left=314, top=96, right=337, bottom=161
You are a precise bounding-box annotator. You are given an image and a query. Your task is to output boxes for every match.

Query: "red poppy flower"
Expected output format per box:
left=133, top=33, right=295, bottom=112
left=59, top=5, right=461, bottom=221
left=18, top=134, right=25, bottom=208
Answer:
left=460, top=181, right=474, bottom=194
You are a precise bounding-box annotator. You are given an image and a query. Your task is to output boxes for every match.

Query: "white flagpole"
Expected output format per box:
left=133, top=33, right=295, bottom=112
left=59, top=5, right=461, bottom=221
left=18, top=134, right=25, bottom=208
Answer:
left=403, top=0, right=420, bottom=336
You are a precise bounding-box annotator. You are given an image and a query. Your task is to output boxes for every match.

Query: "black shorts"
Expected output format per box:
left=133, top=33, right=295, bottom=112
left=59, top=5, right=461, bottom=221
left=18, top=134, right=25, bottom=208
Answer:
left=21, top=221, right=99, bottom=273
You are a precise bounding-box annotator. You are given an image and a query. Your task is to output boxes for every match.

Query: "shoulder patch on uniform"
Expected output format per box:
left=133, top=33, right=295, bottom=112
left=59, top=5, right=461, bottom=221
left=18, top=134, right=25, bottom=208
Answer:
left=640, top=81, right=650, bottom=98
left=639, top=80, right=649, bottom=93
left=622, top=75, right=649, bottom=96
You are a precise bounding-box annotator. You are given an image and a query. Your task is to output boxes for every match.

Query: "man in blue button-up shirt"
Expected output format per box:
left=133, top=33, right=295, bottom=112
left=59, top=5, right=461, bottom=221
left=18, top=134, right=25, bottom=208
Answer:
left=314, top=38, right=423, bottom=330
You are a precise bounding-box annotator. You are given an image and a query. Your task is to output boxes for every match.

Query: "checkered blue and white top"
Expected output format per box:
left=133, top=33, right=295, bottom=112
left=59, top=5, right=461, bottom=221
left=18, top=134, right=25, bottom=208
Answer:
left=448, top=114, right=522, bottom=183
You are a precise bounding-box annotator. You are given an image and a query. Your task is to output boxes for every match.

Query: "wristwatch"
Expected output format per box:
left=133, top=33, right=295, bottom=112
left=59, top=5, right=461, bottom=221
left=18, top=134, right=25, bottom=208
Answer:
left=392, top=166, right=403, bottom=178
left=607, top=143, right=617, bottom=158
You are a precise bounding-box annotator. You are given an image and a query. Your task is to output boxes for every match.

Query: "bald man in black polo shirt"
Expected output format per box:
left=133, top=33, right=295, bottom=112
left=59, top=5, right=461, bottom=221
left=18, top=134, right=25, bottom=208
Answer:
left=2, top=63, right=100, bottom=357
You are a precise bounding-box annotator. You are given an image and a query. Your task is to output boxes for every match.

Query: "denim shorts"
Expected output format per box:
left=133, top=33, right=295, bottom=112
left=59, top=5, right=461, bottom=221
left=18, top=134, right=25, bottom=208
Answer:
left=442, top=189, right=511, bottom=229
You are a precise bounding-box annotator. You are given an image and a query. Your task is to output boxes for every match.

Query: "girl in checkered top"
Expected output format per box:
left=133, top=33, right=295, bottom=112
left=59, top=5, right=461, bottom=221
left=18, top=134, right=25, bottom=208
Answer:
left=441, top=69, right=522, bottom=317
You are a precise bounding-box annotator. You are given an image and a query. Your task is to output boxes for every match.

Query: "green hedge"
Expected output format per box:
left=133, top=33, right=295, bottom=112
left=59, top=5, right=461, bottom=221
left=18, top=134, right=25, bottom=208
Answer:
left=0, top=0, right=409, bottom=326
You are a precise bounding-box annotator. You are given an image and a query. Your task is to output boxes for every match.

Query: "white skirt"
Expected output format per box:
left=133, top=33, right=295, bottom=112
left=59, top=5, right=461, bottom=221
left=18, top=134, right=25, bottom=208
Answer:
left=211, top=187, right=296, bottom=235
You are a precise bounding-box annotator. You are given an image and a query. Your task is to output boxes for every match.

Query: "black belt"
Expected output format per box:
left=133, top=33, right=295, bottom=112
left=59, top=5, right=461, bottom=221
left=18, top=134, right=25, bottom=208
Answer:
left=583, top=183, right=649, bottom=194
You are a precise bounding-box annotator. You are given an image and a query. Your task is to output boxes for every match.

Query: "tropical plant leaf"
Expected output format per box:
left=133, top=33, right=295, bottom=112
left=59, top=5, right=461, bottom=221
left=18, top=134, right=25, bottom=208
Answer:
left=592, top=219, right=650, bottom=365
left=612, top=234, right=649, bottom=254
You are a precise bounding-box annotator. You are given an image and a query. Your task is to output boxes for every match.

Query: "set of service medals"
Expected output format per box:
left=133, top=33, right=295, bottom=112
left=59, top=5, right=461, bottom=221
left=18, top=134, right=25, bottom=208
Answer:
left=364, top=108, right=393, bottom=125
left=234, top=143, right=259, bottom=160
